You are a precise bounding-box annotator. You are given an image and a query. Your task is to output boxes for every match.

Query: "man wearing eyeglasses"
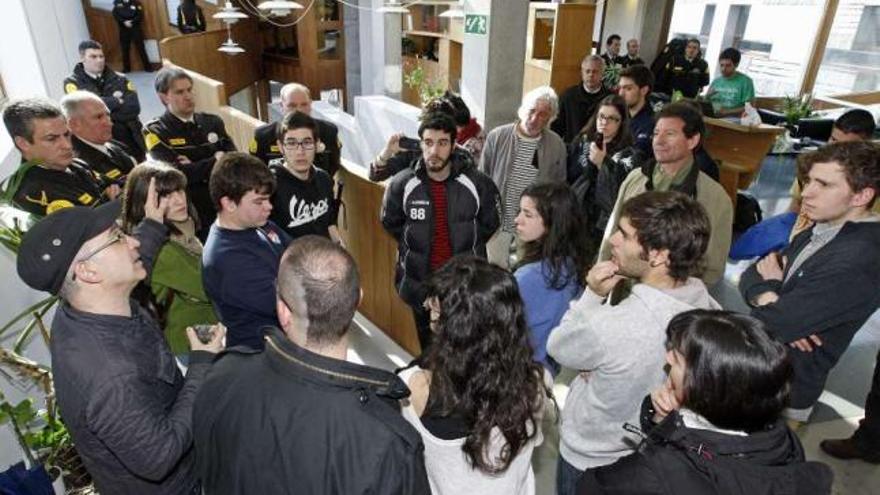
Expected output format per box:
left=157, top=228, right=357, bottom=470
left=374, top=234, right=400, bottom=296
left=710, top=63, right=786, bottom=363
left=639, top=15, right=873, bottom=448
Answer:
left=15, top=185, right=224, bottom=494
left=268, top=112, right=342, bottom=244
left=249, top=82, right=341, bottom=177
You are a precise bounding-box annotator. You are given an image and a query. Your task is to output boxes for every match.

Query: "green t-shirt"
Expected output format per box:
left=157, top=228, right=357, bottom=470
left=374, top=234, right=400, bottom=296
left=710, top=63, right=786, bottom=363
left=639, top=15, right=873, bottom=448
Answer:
left=709, top=72, right=755, bottom=110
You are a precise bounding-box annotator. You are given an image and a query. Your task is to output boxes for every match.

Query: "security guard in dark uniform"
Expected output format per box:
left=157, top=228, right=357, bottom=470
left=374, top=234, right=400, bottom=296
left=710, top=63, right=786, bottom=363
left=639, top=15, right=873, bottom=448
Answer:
left=249, top=83, right=341, bottom=177
left=112, top=0, right=151, bottom=73
left=665, top=39, right=710, bottom=98
left=72, top=135, right=135, bottom=184
left=1, top=98, right=113, bottom=217
left=7, top=160, right=108, bottom=217
left=64, top=40, right=146, bottom=161
left=145, top=68, right=236, bottom=240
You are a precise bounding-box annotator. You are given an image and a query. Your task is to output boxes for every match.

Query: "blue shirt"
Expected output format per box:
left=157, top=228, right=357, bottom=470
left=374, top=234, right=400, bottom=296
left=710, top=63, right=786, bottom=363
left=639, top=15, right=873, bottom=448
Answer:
left=514, top=260, right=583, bottom=376
left=202, top=221, right=291, bottom=349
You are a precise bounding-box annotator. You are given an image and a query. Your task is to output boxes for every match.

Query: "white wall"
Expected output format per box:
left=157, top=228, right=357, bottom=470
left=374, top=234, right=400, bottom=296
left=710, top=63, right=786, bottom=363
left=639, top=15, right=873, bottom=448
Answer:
left=601, top=0, right=646, bottom=54
left=0, top=0, right=89, bottom=470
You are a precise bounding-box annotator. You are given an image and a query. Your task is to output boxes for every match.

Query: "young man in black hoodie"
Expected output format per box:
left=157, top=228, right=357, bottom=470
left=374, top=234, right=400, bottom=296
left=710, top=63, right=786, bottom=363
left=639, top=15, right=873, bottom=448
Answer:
left=269, top=112, right=341, bottom=244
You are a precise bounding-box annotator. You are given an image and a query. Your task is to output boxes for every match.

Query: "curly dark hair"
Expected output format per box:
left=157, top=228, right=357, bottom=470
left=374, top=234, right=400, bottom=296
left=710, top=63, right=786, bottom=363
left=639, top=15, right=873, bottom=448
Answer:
left=424, top=256, right=547, bottom=474
left=575, top=94, right=633, bottom=156
left=621, top=191, right=711, bottom=281
left=797, top=140, right=880, bottom=208
left=515, top=182, right=592, bottom=289
left=666, top=309, right=792, bottom=432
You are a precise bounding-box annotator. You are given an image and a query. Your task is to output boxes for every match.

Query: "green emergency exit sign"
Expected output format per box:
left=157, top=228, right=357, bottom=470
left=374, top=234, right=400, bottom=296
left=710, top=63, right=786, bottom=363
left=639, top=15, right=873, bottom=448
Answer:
left=465, top=14, right=487, bottom=35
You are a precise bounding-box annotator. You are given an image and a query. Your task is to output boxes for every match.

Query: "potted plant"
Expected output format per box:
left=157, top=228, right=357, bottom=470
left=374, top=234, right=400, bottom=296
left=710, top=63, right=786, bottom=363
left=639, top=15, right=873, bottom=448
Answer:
left=781, top=93, right=813, bottom=127
left=403, top=63, right=445, bottom=107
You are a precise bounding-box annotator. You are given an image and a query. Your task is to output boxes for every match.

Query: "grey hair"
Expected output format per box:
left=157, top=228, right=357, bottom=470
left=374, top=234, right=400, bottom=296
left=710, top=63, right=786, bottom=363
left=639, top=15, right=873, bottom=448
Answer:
left=60, top=90, right=108, bottom=119
left=517, top=86, right=559, bottom=126
left=280, top=83, right=311, bottom=103
left=581, top=54, right=606, bottom=68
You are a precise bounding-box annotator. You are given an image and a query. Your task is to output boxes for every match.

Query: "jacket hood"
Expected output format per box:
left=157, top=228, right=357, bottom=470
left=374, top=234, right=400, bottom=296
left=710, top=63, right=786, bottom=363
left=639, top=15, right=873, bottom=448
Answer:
left=633, top=278, right=721, bottom=322
left=642, top=412, right=834, bottom=494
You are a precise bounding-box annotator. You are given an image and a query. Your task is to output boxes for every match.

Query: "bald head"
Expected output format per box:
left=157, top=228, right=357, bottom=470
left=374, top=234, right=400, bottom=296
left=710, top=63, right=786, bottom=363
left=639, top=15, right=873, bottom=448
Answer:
left=277, top=236, right=360, bottom=346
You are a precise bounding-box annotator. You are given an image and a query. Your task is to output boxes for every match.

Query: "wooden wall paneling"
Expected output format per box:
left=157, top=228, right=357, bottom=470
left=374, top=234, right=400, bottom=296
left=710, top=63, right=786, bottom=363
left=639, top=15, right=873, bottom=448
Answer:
left=295, top=4, right=320, bottom=92
left=337, top=166, right=420, bottom=357
left=82, top=7, right=124, bottom=71
left=217, top=104, right=264, bottom=152
left=263, top=54, right=304, bottom=84
left=522, top=61, right=551, bottom=96
left=160, top=20, right=262, bottom=98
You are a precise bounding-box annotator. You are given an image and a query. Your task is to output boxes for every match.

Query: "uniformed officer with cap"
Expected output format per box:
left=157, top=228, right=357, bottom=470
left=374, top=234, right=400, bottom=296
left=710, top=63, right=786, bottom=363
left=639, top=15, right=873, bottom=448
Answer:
left=144, top=67, right=236, bottom=240
left=249, top=82, right=341, bottom=177
left=62, top=90, right=137, bottom=184
left=64, top=40, right=146, bottom=161
left=1, top=98, right=115, bottom=217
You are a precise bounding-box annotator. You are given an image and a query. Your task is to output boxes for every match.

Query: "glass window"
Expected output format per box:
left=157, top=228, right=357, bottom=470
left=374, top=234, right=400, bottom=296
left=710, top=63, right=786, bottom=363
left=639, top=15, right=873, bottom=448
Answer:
left=668, top=0, right=826, bottom=97
left=814, top=0, right=880, bottom=96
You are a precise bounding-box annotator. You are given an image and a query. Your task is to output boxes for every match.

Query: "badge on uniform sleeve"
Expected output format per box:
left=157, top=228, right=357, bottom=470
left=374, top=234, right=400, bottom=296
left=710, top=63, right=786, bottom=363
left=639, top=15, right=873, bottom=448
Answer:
left=113, top=91, right=123, bottom=99
left=248, top=139, right=258, bottom=154
left=47, top=199, right=75, bottom=214
left=64, top=82, right=78, bottom=94
left=126, top=80, right=135, bottom=92
left=207, top=132, right=219, bottom=144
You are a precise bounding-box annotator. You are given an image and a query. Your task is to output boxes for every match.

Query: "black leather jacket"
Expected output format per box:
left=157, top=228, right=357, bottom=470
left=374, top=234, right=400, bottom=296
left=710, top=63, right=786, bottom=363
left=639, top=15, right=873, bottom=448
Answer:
left=578, top=397, right=833, bottom=495
left=193, top=327, right=431, bottom=494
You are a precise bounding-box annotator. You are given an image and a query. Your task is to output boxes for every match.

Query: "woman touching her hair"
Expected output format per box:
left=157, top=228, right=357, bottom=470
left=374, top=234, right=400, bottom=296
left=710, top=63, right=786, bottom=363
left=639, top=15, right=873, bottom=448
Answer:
left=122, top=162, right=217, bottom=355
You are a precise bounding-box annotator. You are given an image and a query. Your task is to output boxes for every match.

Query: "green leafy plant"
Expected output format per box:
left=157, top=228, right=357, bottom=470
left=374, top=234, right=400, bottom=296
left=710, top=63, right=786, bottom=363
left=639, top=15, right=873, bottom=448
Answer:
left=781, top=93, right=813, bottom=125
left=403, top=63, right=445, bottom=108
left=603, top=64, right=622, bottom=88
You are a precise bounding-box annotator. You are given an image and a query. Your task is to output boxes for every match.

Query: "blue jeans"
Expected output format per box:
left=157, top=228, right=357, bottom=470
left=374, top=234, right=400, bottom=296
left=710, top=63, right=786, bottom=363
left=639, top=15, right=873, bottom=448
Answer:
left=556, top=456, right=584, bottom=495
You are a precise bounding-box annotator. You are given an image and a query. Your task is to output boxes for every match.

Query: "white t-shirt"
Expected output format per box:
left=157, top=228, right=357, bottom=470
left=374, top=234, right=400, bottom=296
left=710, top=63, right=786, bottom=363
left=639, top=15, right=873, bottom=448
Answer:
left=398, top=366, right=543, bottom=495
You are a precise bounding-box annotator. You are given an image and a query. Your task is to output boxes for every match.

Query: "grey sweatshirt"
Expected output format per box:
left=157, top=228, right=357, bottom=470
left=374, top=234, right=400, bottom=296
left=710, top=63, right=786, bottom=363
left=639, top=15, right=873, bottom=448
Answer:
left=547, top=278, right=721, bottom=470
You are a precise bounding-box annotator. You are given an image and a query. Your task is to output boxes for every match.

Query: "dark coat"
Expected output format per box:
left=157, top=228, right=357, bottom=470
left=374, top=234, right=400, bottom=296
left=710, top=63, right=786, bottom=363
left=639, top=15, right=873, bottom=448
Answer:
left=193, top=327, right=431, bottom=495
left=7, top=159, right=107, bottom=217
left=578, top=397, right=833, bottom=495
left=740, top=221, right=880, bottom=408
left=380, top=151, right=500, bottom=306
left=64, top=63, right=145, bottom=160
left=144, top=111, right=237, bottom=238
left=567, top=138, right=642, bottom=238
left=72, top=135, right=136, bottom=183
left=552, top=84, right=612, bottom=143
left=51, top=219, right=215, bottom=494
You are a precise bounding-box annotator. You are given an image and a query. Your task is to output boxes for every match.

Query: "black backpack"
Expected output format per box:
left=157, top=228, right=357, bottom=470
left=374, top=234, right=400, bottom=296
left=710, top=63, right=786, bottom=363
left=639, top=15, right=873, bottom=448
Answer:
left=733, top=193, right=763, bottom=238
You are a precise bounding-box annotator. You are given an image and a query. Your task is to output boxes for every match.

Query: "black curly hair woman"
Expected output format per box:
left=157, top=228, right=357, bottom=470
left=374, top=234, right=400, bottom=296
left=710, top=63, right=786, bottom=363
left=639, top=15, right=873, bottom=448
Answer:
left=397, top=255, right=549, bottom=494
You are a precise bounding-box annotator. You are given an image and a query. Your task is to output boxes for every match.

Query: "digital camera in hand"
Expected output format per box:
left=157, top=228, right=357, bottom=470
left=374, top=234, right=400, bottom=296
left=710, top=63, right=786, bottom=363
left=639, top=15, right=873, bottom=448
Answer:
left=192, top=324, right=215, bottom=344
left=398, top=136, right=421, bottom=151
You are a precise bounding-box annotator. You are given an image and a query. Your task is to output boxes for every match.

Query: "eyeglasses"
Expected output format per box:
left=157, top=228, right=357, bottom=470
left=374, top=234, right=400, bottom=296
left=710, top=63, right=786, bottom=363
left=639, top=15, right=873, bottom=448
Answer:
left=598, top=113, right=622, bottom=123
left=71, top=228, right=126, bottom=282
left=281, top=139, right=316, bottom=151
left=77, top=228, right=126, bottom=264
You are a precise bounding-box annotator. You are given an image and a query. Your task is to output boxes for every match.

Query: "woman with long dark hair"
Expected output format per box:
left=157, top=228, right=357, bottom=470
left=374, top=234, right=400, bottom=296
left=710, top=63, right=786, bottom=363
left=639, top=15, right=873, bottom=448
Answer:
left=398, top=256, right=547, bottom=494
left=513, top=182, right=590, bottom=376
left=122, top=161, right=217, bottom=354
left=567, top=94, right=642, bottom=244
left=578, top=310, right=833, bottom=494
